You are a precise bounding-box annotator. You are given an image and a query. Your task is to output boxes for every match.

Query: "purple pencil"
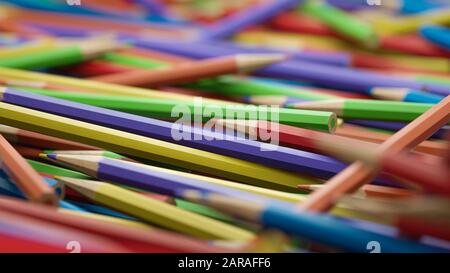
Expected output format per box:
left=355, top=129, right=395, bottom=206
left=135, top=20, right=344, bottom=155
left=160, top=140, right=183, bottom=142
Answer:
left=200, top=0, right=302, bottom=40
left=42, top=154, right=286, bottom=205
left=0, top=87, right=346, bottom=180
left=131, top=38, right=450, bottom=96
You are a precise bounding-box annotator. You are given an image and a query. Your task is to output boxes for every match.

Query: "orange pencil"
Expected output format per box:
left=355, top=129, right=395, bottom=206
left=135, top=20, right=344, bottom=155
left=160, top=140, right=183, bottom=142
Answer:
left=298, top=95, right=450, bottom=212
left=0, top=135, right=58, bottom=205
left=90, top=54, right=287, bottom=87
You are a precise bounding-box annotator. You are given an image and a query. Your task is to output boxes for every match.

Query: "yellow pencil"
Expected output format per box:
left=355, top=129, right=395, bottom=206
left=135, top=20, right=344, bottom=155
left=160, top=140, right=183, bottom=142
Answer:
left=57, top=176, right=255, bottom=240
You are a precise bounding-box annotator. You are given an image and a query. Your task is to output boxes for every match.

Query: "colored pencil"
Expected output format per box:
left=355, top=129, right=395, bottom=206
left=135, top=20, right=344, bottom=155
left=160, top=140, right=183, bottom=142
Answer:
left=200, top=0, right=301, bottom=39
left=0, top=196, right=230, bottom=253
left=301, top=1, right=378, bottom=47
left=0, top=134, right=57, bottom=205
left=420, top=25, right=450, bottom=50
left=27, top=159, right=90, bottom=179
left=298, top=184, right=417, bottom=199
left=57, top=176, right=254, bottom=240
left=43, top=150, right=130, bottom=161
left=188, top=76, right=337, bottom=101
left=298, top=95, right=450, bottom=212
left=181, top=191, right=445, bottom=253
left=91, top=53, right=287, bottom=86
left=102, top=52, right=170, bottom=69
left=270, top=12, right=336, bottom=36
left=18, top=88, right=337, bottom=131
left=0, top=124, right=98, bottom=150
left=0, top=39, right=123, bottom=69
left=289, top=99, right=435, bottom=122
left=0, top=169, right=62, bottom=200
left=370, top=87, right=444, bottom=104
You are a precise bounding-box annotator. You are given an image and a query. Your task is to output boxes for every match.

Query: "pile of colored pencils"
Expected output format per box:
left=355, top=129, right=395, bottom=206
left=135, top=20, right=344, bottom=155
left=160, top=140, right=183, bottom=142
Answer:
left=0, top=0, right=449, bottom=253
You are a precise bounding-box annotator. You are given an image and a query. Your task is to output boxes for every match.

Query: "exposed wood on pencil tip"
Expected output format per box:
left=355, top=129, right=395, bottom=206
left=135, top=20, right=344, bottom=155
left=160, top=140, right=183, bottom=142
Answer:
left=236, top=53, right=288, bottom=71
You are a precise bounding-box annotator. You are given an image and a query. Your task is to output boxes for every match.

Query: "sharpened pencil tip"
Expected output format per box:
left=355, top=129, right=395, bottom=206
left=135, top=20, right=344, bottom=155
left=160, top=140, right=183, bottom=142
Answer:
left=40, top=153, right=56, bottom=160
left=236, top=53, right=288, bottom=72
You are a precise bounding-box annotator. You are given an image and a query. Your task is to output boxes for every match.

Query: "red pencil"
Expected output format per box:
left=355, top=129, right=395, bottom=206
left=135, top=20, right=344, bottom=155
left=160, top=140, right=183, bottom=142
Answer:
left=270, top=12, right=336, bottom=36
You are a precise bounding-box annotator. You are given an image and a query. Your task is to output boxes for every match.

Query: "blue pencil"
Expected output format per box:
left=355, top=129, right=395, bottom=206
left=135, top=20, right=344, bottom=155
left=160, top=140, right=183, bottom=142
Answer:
left=421, top=25, right=450, bottom=50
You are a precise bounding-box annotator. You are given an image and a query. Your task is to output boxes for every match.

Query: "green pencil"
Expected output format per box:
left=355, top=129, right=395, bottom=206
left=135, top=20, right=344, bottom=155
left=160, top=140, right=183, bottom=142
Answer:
left=289, top=99, right=434, bottom=122
left=187, top=76, right=336, bottom=101
left=20, top=88, right=337, bottom=132
left=0, top=40, right=122, bottom=70
left=301, top=0, right=378, bottom=47
left=102, top=53, right=170, bottom=69
left=27, top=159, right=90, bottom=179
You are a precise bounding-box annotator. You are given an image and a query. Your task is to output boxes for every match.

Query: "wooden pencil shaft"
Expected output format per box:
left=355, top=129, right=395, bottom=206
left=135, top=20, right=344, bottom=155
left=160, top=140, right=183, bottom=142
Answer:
left=0, top=135, right=57, bottom=205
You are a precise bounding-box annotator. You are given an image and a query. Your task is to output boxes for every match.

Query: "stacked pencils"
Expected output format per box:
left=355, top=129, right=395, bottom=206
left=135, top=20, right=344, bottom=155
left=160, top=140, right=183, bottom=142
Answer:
left=0, top=0, right=449, bottom=254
